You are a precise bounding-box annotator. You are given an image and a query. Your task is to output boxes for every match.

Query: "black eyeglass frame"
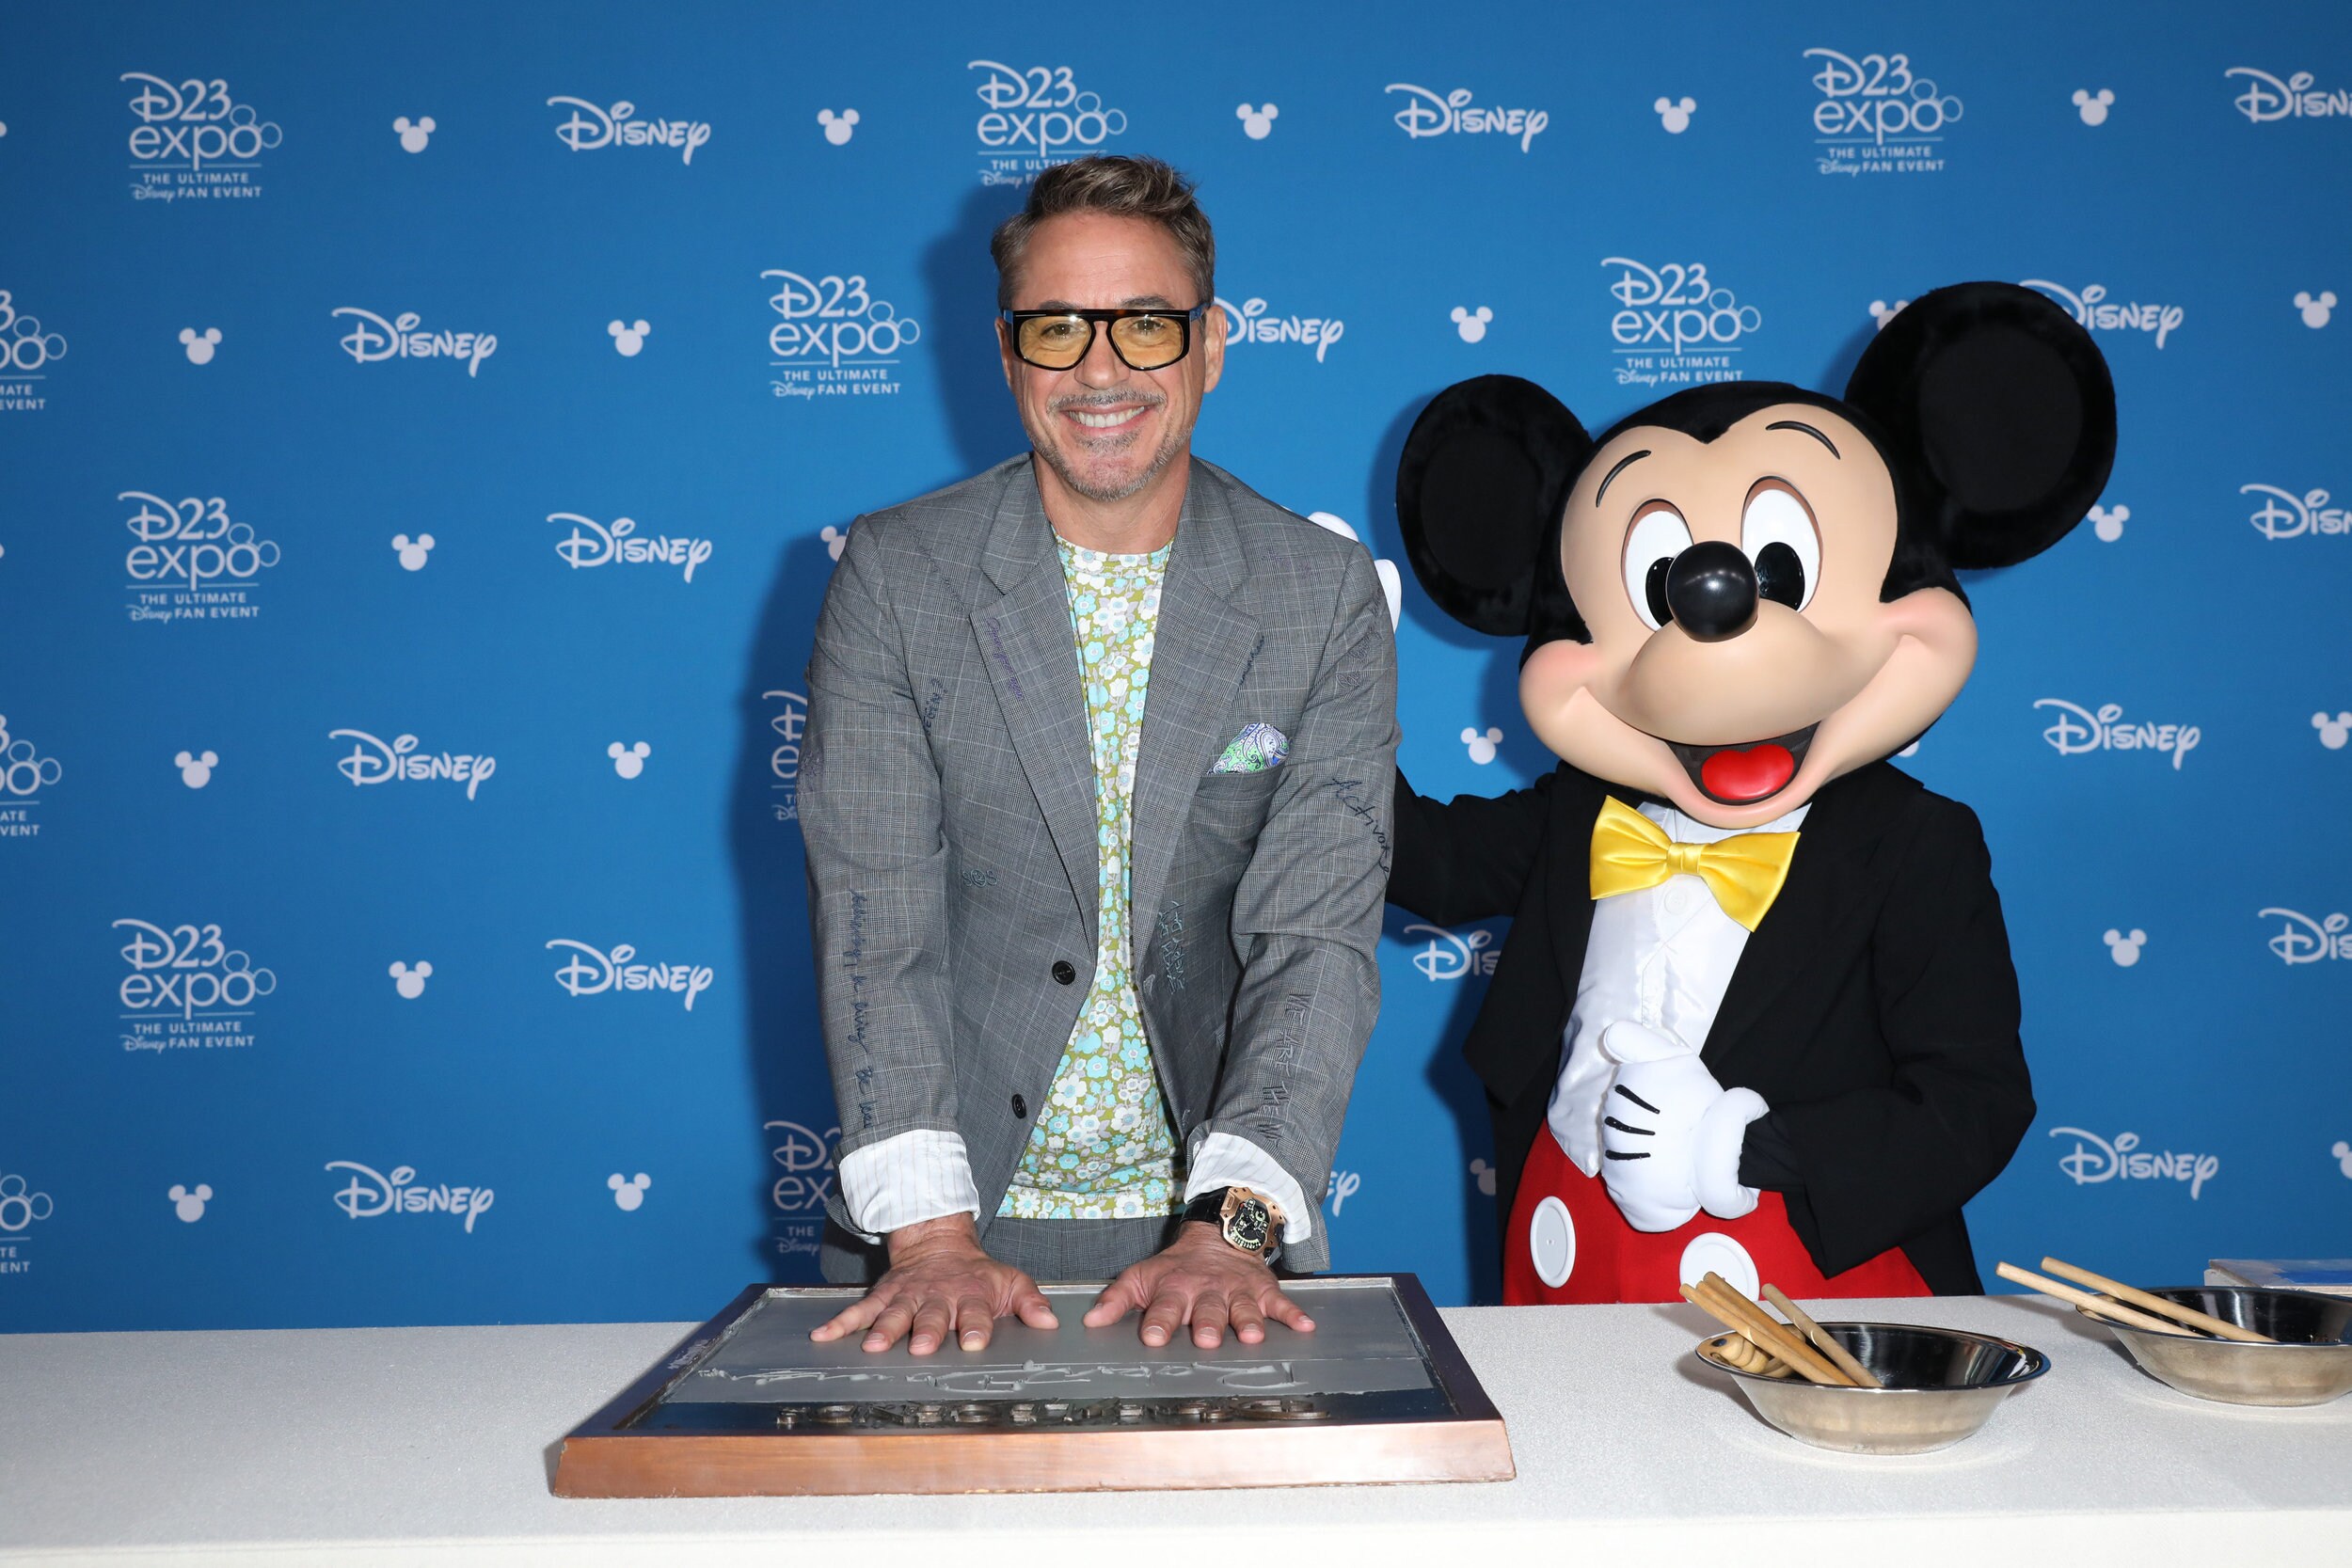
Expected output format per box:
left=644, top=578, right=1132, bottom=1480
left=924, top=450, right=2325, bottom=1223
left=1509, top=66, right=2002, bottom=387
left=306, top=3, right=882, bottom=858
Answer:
left=997, top=305, right=1212, bottom=371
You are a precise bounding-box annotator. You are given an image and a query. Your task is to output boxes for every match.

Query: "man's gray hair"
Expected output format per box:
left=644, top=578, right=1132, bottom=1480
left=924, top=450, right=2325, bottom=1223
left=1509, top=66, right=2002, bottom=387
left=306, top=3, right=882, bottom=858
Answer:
left=990, top=155, right=1216, bottom=309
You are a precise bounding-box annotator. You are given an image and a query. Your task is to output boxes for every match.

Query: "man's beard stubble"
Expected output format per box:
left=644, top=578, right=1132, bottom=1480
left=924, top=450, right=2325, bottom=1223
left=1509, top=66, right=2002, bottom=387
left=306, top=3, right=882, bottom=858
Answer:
left=1029, top=388, right=1186, bottom=504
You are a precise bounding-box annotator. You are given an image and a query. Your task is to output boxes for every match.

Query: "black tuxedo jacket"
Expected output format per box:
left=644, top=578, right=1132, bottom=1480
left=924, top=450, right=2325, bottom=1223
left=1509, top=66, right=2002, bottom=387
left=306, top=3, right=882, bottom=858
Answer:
left=1391, top=761, right=2033, bottom=1293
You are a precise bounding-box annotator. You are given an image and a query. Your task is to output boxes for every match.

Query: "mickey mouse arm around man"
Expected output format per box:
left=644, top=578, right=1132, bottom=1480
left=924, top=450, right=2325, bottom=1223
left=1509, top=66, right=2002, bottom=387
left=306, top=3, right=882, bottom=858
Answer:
left=797, top=155, right=1398, bottom=1354
left=1385, top=283, right=2115, bottom=1304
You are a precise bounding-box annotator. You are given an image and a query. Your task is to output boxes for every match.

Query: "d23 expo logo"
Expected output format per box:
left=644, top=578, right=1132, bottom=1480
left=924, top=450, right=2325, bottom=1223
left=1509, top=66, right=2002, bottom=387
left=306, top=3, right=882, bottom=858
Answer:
left=763, top=271, right=920, bottom=403
left=121, top=491, right=281, bottom=623
left=766, top=1117, right=839, bottom=1260
left=1601, top=260, right=1759, bottom=388
left=122, top=72, right=280, bottom=200
left=0, top=715, right=59, bottom=841
left=1804, top=50, right=1961, bottom=175
left=0, top=291, right=64, bottom=413
left=967, top=61, right=1128, bottom=185
left=114, top=919, right=275, bottom=1053
left=762, top=689, right=805, bottom=823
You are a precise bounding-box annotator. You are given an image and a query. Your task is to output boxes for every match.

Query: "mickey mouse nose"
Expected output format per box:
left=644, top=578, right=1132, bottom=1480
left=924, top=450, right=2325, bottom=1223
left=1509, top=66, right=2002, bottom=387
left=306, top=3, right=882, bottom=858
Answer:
left=1665, top=541, right=1757, bottom=641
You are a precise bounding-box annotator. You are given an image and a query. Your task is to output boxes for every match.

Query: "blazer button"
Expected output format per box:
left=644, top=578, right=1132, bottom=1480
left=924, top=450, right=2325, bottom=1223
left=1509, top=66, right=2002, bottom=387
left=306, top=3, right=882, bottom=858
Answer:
left=1052, top=959, right=1077, bottom=985
left=1011, top=1094, right=1029, bottom=1119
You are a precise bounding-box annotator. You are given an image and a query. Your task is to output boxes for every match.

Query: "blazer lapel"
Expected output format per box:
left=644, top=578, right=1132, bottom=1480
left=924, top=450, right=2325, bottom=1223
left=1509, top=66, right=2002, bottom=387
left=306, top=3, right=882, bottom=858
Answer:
left=1701, top=777, right=1873, bottom=1079
left=1129, top=464, right=1263, bottom=945
left=971, top=464, right=1100, bottom=944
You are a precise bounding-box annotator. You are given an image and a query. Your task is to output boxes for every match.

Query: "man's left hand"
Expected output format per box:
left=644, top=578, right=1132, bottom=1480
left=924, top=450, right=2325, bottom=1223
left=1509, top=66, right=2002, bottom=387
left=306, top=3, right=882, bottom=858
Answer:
left=1082, top=1223, right=1316, bottom=1348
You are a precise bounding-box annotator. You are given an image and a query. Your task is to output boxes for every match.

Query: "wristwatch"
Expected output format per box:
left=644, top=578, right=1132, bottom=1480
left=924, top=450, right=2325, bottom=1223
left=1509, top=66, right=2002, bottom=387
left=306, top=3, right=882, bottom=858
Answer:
left=1183, top=1185, right=1284, bottom=1265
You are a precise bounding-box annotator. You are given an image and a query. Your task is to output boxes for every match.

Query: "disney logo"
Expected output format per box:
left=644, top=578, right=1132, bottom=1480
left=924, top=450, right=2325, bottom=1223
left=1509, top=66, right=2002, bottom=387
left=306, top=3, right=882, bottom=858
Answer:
left=2225, top=69, right=2351, bottom=123
left=967, top=62, right=1127, bottom=154
left=2049, top=1127, right=2217, bottom=1200
left=1403, top=923, right=1498, bottom=982
left=1385, top=85, right=1548, bottom=151
left=325, top=1161, right=494, bottom=1232
left=547, top=940, right=715, bottom=1011
left=2241, top=484, right=2347, bottom=541
left=546, top=97, right=710, bottom=164
left=331, top=309, right=498, bottom=377
left=550, top=513, right=711, bottom=582
left=112, top=919, right=276, bottom=1018
left=121, top=74, right=281, bottom=168
left=2256, top=907, right=2352, bottom=964
left=764, top=1117, right=839, bottom=1212
left=328, top=730, right=497, bottom=800
left=1215, top=297, right=1343, bottom=362
left=2032, top=700, right=2201, bottom=769
left=2019, top=281, right=2183, bottom=350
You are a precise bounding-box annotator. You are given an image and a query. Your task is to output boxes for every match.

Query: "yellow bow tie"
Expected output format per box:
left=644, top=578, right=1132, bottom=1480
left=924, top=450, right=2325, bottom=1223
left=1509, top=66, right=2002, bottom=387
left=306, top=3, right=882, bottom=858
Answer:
left=1588, top=796, right=1800, bottom=932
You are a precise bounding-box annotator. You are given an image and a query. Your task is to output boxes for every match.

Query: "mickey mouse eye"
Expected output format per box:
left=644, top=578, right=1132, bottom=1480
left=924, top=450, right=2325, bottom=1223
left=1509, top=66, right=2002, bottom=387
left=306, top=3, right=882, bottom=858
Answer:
left=1622, top=501, right=1692, bottom=630
left=1741, top=480, right=1820, bottom=611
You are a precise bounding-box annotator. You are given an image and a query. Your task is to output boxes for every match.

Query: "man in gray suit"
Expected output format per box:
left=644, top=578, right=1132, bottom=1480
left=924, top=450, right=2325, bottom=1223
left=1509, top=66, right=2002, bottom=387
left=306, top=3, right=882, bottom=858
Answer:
left=801, top=156, right=1396, bottom=1356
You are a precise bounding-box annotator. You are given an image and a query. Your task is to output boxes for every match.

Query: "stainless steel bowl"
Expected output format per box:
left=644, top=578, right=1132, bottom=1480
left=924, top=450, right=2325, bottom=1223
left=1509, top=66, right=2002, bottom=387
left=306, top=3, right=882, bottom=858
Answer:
left=1696, top=1322, right=2048, bottom=1455
left=2080, top=1287, right=2352, bottom=1407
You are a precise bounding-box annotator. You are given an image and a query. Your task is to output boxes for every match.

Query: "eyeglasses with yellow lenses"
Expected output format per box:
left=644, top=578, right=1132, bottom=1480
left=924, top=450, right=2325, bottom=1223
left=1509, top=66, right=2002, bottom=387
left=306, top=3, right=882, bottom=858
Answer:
left=1000, top=305, right=1210, bottom=371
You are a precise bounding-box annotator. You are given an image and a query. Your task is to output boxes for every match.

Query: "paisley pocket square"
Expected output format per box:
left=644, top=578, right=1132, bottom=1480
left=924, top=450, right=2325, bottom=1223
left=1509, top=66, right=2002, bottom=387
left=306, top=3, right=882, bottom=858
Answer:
left=1211, top=722, right=1289, bottom=774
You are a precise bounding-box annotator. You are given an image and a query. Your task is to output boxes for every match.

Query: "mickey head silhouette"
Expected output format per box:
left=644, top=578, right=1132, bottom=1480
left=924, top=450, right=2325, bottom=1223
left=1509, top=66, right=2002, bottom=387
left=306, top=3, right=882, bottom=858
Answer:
left=167, top=1183, right=213, bottom=1222
left=389, top=959, right=432, bottom=999
left=1236, top=103, right=1279, bottom=139
left=2333, top=1140, right=2352, bottom=1179
left=1451, top=305, right=1493, bottom=344
left=2088, top=502, right=2129, bottom=543
left=390, top=533, right=435, bottom=571
left=1867, top=298, right=1910, bottom=331
left=608, top=739, right=651, bottom=779
left=607, top=1172, right=652, bottom=1212
left=1461, top=726, right=1504, bottom=765
left=1653, top=96, right=1696, bottom=134
left=174, top=749, right=218, bottom=788
left=2294, top=291, right=2336, bottom=329
left=178, top=326, right=222, bottom=365
left=2312, top=711, right=2352, bottom=750
left=607, top=319, right=651, bottom=356
left=2071, top=87, right=2115, bottom=126
left=820, top=524, right=848, bottom=562
left=817, top=107, right=859, bottom=146
left=1469, top=1158, right=1498, bottom=1196
left=392, top=115, right=436, bottom=153
left=2102, top=927, right=2147, bottom=967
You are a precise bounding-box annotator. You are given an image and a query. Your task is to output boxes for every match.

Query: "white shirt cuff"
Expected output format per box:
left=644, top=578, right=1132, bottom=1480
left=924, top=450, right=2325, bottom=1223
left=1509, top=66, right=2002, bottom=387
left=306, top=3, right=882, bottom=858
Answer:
left=834, top=1129, right=982, bottom=1239
left=1185, top=1132, right=1315, bottom=1245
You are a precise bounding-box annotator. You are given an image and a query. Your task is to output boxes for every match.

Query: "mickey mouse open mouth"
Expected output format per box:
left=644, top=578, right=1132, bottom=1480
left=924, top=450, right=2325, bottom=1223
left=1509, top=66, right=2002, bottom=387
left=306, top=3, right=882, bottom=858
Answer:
left=1664, top=723, right=1819, bottom=804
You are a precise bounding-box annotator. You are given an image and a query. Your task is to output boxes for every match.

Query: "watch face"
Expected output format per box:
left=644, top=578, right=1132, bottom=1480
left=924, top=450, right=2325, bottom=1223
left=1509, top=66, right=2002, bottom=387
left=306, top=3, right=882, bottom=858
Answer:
left=1224, top=1198, right=1272, bottom=1253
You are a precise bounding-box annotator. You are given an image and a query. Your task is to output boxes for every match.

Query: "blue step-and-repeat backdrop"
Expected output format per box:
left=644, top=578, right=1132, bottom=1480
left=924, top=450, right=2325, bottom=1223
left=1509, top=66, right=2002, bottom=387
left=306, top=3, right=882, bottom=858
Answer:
left=3, top=2, right=2346, bottom=1331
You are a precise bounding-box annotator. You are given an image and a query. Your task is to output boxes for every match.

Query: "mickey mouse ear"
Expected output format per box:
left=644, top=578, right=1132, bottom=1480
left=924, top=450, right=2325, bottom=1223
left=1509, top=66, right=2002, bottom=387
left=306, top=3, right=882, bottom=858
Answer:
left=1395, top=375, right=1593, bottom=637
left=1844, top=281, right=2115, bottom=570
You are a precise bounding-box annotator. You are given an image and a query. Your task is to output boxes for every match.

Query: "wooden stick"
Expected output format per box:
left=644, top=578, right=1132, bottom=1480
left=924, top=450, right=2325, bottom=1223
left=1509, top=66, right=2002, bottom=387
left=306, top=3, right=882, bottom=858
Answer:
left=2038, top=1257, right=2275, bottom=1344
left=1693, top=1274, right=1853, bottom=1386
left=1680, top=1283, right=1809, bottom=1379
left=1762, top=1284, right=1883, bottom=1388
left=1994, top=1261, right=2206, bottom=1337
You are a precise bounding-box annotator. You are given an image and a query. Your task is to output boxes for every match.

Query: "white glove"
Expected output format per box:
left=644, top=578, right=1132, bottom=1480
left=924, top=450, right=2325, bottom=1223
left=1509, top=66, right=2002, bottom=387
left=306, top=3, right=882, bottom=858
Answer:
left=1597, top=1021, right=1771, bottom=1232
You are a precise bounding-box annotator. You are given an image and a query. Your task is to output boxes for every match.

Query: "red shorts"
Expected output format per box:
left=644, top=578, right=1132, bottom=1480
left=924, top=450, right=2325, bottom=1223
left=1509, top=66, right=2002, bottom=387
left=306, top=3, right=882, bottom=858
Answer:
left=1502, top=1122, right=1930, bottom=1305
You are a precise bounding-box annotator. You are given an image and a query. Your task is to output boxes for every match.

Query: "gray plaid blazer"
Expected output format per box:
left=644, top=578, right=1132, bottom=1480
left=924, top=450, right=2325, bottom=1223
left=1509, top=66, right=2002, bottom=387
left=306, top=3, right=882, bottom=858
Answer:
left=801, top=455, right=1397, bottom=1272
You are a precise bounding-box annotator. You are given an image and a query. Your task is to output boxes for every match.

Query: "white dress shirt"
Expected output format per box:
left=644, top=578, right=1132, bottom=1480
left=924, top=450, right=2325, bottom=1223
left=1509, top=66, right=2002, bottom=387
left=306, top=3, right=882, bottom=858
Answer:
left=1546, top=798, right=1810, bottom=1177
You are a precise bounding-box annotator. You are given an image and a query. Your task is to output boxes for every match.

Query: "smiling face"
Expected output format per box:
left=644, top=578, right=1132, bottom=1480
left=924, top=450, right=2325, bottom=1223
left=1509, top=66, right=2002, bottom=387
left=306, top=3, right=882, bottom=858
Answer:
left=1518, top=402, right=1979, bottom=829
left=996, top=211, right=1224, bottom=508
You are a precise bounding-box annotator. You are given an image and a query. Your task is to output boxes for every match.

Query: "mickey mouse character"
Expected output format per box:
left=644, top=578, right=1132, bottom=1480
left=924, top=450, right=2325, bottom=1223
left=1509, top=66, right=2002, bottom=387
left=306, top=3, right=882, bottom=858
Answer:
left=1389, top=283, right=2114, bottom=1304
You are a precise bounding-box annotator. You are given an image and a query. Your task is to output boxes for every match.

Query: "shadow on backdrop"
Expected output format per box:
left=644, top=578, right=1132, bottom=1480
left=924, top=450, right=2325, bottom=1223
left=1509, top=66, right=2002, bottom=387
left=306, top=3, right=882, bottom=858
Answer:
left=924, top=182, right=1029, bottom=479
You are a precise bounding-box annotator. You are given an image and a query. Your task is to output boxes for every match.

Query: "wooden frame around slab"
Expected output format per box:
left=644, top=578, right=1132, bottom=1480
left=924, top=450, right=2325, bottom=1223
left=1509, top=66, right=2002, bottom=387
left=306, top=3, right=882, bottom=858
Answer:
left=552, top=1274, right=1514, bottom=1497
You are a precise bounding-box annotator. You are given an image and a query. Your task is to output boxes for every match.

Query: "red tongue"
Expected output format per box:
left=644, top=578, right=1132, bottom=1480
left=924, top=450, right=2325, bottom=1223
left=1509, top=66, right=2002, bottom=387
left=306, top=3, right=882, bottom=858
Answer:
left=1701, top=744, right=1796, bottom=802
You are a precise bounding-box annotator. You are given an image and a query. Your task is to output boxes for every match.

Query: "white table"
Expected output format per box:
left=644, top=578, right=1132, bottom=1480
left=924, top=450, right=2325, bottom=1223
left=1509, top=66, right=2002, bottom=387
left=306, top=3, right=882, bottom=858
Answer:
left=3, top=1296, right=2347, bottom=1565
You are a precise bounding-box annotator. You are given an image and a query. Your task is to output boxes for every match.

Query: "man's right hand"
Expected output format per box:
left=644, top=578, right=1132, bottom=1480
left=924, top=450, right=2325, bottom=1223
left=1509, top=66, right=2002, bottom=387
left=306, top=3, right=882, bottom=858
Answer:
left=807, top=1212, right=1058, bottom=1355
